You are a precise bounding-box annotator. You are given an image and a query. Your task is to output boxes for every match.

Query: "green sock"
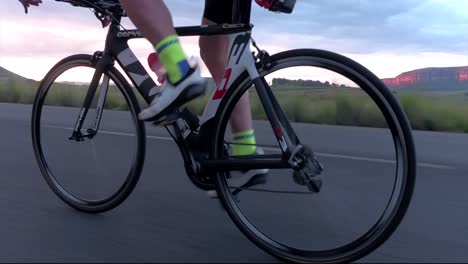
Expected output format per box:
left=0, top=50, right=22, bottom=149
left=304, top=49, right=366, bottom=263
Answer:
left=232, top=129, right=257, bottom=156
left=155, top=34, right=190, bottom=84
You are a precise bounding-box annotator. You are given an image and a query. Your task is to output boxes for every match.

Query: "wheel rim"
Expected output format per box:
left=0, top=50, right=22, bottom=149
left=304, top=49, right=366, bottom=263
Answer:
left=32, top=58, right=143, bottom=208
left=214, top=54, right=414, bottom=262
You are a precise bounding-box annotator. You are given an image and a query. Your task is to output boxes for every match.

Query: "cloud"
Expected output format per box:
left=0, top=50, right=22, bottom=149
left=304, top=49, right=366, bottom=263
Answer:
left=0, top=0, right=466, bottom=81
left=1, top=20, right=107, bottom=56
left=250, top=0, right=467, bottom=54
left=2, top=0, right=466, bottom=55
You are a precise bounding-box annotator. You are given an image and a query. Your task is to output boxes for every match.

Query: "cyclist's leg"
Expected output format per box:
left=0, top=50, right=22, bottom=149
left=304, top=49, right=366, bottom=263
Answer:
left=201, top=1, right=267, bottom=198
left=119, top=0, right=206, bottom=121
left=200, top=0, right=256, bottom=157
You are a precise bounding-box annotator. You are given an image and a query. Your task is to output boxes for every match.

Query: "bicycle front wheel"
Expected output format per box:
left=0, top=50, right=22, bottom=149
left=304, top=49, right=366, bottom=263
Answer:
left=212, top=49, right=416, bottom=263
left=31, top=54, right=146, bottom=213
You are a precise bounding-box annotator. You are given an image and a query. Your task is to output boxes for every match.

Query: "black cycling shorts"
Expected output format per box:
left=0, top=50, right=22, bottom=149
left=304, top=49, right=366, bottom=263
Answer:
left=203, top=0, right=234, bottom=24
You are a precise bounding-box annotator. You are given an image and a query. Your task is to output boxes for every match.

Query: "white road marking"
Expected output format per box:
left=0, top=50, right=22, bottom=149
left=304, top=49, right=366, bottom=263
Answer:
left=43, top=125, right=456, bottom=170
left=261, top=147, right=454, bottom=170
left=43, top=125, right=173, bottom=141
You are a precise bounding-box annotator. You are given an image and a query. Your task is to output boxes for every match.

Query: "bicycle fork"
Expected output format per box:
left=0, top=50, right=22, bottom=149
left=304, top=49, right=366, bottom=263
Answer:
left=69, top=52, right=112, bottom=141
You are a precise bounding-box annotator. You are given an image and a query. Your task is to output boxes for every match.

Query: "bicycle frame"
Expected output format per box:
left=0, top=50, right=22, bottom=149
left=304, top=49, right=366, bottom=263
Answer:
left=72, top=1, right=304, bottom=172
left=31, top=2, right=414, bottom=258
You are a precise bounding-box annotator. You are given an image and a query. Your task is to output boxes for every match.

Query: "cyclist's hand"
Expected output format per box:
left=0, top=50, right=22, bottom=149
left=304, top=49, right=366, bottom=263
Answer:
left=19, top=0, right=43, bottom=14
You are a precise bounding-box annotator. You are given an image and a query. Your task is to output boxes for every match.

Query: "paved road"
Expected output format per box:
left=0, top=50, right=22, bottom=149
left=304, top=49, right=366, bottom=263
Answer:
left=0, top=103, right=467, bottom=263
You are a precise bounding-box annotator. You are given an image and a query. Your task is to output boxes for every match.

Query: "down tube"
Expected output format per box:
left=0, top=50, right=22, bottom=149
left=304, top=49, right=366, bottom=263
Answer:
left=111, top=40, right=159, bottom=104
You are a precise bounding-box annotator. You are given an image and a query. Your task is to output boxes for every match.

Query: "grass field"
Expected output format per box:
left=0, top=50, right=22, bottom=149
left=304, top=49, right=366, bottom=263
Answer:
left=187, top=87, right=468, bottom=133
left=1, top=78, right=467, bottom=133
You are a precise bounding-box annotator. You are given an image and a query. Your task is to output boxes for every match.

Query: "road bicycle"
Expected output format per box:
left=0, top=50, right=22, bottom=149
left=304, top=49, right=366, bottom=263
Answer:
left=30, top=0, right=416, bottom=263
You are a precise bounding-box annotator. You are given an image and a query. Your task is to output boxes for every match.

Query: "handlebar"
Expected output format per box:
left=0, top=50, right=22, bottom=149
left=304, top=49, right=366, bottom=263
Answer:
left=21, top=0, right=125, bottom=27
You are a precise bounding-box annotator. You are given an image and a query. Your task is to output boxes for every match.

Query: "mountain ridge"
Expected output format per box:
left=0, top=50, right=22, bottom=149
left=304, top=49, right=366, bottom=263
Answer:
left=382, top=66, right=468, bottom=90
left=0, top=66, right=29, bottom=81
left=2, top=65, right=468, bottom=91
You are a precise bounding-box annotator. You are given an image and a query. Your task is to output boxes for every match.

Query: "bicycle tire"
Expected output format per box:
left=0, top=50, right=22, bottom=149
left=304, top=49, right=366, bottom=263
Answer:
left=31, top=54, right=146, bottom=213
left=211, top=49, right=416, bottom=263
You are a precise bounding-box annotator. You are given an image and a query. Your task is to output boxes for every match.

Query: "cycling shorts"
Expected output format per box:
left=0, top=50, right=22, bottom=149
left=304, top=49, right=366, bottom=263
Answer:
left=203, top=0, right=234, bottom=24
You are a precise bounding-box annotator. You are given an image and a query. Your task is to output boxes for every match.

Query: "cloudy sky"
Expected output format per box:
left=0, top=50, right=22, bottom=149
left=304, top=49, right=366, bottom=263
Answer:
left=0, top=0, right=467, bottom=81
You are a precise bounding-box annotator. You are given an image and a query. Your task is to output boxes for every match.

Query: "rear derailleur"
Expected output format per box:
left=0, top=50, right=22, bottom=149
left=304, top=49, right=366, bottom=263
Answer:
left=289, top=145, right=324, bottom=193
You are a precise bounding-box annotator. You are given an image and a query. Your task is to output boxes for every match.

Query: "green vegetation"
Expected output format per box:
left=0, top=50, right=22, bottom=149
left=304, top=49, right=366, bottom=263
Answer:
left=0, top=79, right=130, bottom=111
left=0, top=79, right=36, bottom=104
left=187, top=83, right=468, bottom=133
left=1, top=78, right=467, bottom=133
left=398, top=93, right=468, bottom=132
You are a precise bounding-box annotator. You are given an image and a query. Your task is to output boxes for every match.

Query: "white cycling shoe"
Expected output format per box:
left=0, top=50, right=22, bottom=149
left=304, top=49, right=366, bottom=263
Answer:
left=138, top=60, right=206, bottom=121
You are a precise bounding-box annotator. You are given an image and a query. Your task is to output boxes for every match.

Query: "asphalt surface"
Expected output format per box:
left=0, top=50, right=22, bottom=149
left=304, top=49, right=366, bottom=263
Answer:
left=0, top=102, right=467, bottom=263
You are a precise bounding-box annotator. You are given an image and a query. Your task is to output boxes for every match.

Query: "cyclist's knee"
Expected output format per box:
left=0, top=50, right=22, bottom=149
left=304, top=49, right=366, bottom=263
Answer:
left=199, top=35, right=211, bottom=63
left=199, top=36, right=227, bottom=69
left=199, top=18, right=216, bottom=62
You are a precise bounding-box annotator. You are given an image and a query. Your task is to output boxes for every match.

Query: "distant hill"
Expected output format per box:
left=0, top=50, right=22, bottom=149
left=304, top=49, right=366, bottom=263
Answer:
left=0, top=65, right=216, bottom=88
left=0, top=66, right=29, bottom=81
left=382, top=66, right=468, bottom=91
left=2, top=65, right=467, bottom=93
left=0, top=65, right=219, bottom=97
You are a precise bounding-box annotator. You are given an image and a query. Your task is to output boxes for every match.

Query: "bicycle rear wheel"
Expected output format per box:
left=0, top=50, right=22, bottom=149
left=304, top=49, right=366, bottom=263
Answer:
left=31, top=54, right=146, bottom=213
left=212, top=49, right=416, bottom=263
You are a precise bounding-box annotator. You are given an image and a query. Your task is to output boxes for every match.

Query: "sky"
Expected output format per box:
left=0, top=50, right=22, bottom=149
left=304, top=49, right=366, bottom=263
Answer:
left=0, top=0, right=467, bottom=82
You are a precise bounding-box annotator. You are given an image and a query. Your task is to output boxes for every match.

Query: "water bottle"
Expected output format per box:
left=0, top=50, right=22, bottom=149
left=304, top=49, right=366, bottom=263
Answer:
left=148, top=52, right=167, bottom=85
